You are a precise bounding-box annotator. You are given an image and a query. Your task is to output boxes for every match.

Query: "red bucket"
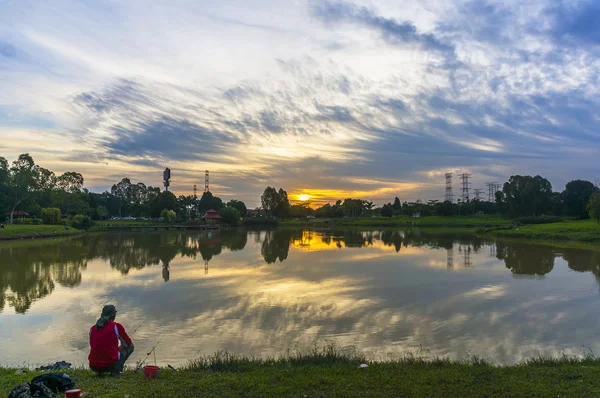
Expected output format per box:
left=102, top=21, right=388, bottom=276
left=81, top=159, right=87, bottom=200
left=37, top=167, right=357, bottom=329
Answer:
left=65, top=389, right=81, bottom=398
left=144, top=365, right=160, bottom=379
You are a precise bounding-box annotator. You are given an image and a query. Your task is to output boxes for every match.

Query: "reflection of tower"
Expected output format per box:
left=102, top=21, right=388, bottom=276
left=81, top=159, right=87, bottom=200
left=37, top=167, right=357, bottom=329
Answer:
left=204, top=170, right=209, bottom=193
left=463, top=245, right=472, bottom=267
left=461, top=173, right=472, bottom=202
left=162, top=263, right=170, bottom=283
left=489, top=244, right=496, bottom=257
left=204, top=259, right=209, bottom=275
left=447, top=248, right=454, bottom=268
left=444, top=173, right=454, bottom=202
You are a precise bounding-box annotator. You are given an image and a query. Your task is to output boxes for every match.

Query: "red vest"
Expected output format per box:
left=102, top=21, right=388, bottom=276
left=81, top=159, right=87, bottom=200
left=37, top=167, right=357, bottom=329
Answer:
left=88, top=320, right=131, bottom=369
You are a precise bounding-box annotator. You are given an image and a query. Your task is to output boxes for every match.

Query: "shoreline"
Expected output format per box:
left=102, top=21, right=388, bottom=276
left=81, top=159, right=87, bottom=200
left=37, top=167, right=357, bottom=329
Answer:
left=3, top=353, right=600, bottom=397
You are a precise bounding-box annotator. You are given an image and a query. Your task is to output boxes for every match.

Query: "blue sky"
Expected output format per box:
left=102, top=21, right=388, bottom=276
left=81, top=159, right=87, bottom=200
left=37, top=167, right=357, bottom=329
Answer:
left=0, top=0, right=599, bottom=207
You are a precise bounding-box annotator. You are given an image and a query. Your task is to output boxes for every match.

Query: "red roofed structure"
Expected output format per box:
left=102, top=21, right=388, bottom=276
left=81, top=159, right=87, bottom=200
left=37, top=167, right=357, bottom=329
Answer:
left=3, top=210, right=29, bottom=217
left=201, top=209, right=222, bottom=221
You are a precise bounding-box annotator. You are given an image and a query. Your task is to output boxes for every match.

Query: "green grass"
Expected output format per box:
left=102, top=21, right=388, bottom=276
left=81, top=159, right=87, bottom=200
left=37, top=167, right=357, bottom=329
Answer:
left=4, top=349, right=600, bottom=397
left=0, top=224, right=82, bottom=240
left=323, top=215, right=510, bottom=228
left=487, top=219, right=600, bottom=243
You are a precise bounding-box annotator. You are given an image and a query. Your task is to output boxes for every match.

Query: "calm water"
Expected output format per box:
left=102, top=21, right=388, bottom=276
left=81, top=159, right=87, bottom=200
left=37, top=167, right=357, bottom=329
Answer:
left=1, top=229, right=600, bottom=367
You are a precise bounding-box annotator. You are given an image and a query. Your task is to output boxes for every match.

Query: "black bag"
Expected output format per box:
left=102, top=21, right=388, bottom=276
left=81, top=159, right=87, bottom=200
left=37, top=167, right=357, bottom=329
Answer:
left=8, top=382, right=56, bottom=398
left=31, top=373, right=75, bottom=393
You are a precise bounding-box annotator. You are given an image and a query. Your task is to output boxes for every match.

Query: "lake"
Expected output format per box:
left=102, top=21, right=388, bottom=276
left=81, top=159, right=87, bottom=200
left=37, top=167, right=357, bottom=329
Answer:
left=1, top=229, right=599, bottom=367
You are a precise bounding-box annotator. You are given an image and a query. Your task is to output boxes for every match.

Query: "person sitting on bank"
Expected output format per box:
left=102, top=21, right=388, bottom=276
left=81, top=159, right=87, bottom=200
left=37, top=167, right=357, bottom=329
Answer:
left=88, top=305, right=134, bottom=375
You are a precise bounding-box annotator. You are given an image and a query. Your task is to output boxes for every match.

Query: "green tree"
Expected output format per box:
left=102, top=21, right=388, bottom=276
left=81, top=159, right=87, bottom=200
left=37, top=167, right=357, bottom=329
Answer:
left=261, top=187, right=290, bottom=218
left=218, top=206, right=241, bottom=225
left=41, top=208, right=62, bottom=225
left=563, top=180, right=598, bottom=219
left=96, top=205, right=109, bottom=220
left=198, top=191, right=224, bottom=213
left=160, top=208, right=176, bottom=223
left=56, top=172, right=84, bottom=193
left=502, top=175, right=553, bottom=217
left=227, top=199, right=247, bottom=217
left=6, top=154, right=57, bottom=223
left=588, top=193, right=600, bottom=224
left=392, top=197, right=401, bottom=210
left=380, top=203, right=394, bottom=217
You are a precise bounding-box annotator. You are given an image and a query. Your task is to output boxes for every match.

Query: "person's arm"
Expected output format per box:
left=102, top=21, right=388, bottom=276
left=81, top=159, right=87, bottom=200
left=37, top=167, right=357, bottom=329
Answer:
left=116, top=323, right=133, bottom=347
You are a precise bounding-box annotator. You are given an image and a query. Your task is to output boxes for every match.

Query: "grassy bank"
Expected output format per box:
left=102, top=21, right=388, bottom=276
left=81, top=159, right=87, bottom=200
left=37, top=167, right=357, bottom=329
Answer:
left=0, top=224, right=82, bottom=240
left=3, top=353, right=600, bottom=397
left=485, top=219, right=600, bottom=243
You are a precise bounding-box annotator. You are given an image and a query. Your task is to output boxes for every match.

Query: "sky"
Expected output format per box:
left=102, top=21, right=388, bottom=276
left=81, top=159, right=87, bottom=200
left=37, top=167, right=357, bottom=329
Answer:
left=1, top=0, right=599, bottom=207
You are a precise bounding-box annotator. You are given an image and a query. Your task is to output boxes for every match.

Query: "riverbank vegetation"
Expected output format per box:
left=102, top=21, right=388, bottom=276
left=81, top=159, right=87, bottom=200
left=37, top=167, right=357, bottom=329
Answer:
left=0, top=224, right=82, bottom=240
left=3, top=349, right=600, bottom=397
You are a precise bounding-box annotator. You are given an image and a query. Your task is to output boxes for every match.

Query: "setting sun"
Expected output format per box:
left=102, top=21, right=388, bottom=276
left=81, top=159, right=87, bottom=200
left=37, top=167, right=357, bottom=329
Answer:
left=297, top=194, right=312, bottom=202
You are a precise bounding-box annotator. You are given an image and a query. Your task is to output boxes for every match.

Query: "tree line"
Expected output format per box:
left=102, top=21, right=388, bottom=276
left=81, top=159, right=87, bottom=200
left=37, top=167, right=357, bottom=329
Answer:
left=0, top=154, right=248, bottom=226
left=1, top=154, right=599, bottom=225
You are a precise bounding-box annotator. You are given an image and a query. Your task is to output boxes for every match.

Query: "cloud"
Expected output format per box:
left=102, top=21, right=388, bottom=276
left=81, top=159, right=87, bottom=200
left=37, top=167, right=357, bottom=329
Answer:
left=0, top=41, right=17, bottom=58
left=546, top=1, right=600, bottom=46
left=312, top=0, right=455, bottom=57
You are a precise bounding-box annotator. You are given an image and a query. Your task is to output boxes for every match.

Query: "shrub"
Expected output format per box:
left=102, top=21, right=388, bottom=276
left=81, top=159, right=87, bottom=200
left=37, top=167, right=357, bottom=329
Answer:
left=41, top=208, right=62, bottom=225
left=513, top=216, right=563, bottom=225
left=14, top=218, right=42, bottom=225
left=71, top=214, right=93, bottom=230
left=218, top=206, right=241, bottom=225
left=161, top=209, right=176, bottom=223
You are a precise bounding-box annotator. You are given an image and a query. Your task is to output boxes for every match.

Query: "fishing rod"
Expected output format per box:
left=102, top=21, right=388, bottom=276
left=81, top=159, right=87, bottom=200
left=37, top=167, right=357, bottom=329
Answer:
left=131, top=319, right=147, bottom=335
left=135, top=334, right=166, bottom=371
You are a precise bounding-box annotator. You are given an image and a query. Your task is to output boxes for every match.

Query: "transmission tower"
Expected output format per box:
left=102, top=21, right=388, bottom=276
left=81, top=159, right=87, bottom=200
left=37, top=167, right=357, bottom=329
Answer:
left=486, top=182, right=500, bottom=202
left=204, top=170, right=209, bottom=193
left=193, top=184, right=198, bottom=199
left=474, top=189, right=483, bottom=201
left=460, top=173, right=472, bottom=202
left=444, top=173, right=454, bottom=202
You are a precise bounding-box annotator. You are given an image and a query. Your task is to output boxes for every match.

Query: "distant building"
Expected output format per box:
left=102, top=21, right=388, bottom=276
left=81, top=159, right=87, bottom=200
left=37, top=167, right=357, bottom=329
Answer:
left=412, top=212, right=421, bottom=218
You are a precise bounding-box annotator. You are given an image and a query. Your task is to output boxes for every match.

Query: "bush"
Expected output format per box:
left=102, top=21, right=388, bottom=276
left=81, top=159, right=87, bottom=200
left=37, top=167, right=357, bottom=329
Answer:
left=71, top=214, right=93, bottom=230
left=513, top=216, right=563, bottom=225
left=14, top=218, right=41, bottom=225
left=161, top=209, right=176, bottom=223
left=41, top=208, right=62, bottom=225
left=218, top=207, right=241, bottom=226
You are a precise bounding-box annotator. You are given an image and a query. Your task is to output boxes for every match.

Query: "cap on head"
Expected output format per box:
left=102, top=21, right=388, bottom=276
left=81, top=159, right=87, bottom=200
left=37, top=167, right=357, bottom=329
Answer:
left=101, top=304, right=117, bottom=318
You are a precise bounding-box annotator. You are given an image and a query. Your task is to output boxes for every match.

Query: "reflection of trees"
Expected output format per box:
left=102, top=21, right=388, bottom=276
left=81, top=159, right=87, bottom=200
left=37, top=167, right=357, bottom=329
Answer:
left=380, top=231, right=403, bottom=252
left=496, top=242, right=555, bottom=275
left=261, top=230, right=295, bottom=264
left=563, top=249, right=600, bottom=282
left=0, top=241, right=89, bottom=314
left=0, top=230, right=250, bottom=313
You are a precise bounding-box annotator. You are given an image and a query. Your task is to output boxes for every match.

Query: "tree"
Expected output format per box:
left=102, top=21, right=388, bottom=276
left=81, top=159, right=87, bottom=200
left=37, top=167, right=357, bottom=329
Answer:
left=218, top=206, right=241, bottom=225
left=56, top=172, right=84, bottom=193
left=227, top=200, right=247, bottom=217
left=588, top=193, right=600, bottom=224
left=198, top=191, right=224, bottom=213
left=261, top=187, right=290, bottom=218
left=502, top=175, right=553, bottom=217
left=150, top=191, right=177, bottom=217
left=6, top=154, right=56, bottom=223
left=380, top=203, right=394, bottom=217
left=41, top=208, right=62, bottom=225
left=96, top=205, right=109, bottom=220
left=392, top=197, right=401, bottom=210
left=160, top=208, right=176, bottom=223
left=563, top=180, right=598, bottom=219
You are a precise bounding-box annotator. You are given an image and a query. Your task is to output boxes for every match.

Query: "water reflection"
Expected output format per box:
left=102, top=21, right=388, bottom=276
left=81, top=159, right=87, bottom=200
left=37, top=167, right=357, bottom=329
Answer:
left=2, top=229, right=600, bottom=366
